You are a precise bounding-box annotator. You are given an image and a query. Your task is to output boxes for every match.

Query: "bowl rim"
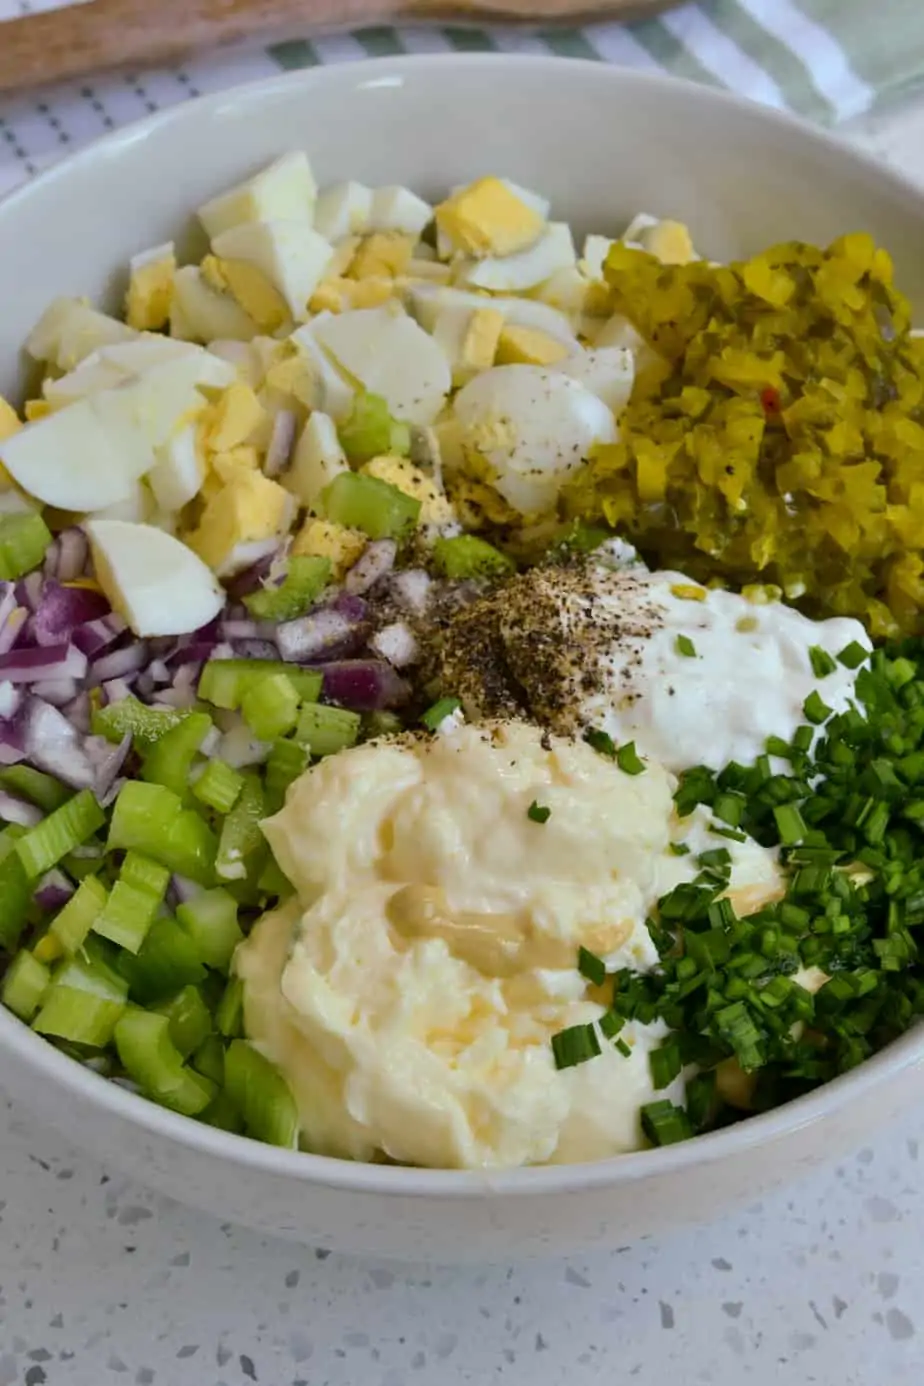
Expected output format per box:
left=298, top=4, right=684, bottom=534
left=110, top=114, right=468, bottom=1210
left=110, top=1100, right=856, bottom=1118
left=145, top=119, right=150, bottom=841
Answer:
left=3, top=51, right=924, bottom=1197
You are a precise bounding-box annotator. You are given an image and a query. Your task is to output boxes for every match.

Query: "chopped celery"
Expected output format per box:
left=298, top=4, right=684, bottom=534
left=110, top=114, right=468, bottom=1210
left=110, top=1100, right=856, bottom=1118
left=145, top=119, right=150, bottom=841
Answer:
left=176, top=888, right=243, bottom=973
left=49, top=874, right=108, bottom=954
left=224, top=1039, right=299, bottom=1148
left=0, top=766, right=70, bottom=813
left=120, top=852, right=170, bottom=899
left=294, top=703, right=361, bottom=757
left=199, top=659, right=323, bottom=712
left=191, top=759, right=244, bottom=815
left=126, top=916, right=208, bottom=1005
left=432, top=534, right=515, bottom=580
left=16, top=789, right=104, bottom=880
left=142, top=711, right=213, bottom=799
left=265, top=738, right=308, bottom=810
left=216, top=773, right=265, bottom=883
left=114, top=1010, right=216, bottom=1117
left=362, top=711, right=403, bottom=740
left=92, top=881, right=161, bottom=953
left=92, top=695, right=192, bottom=748
left=244, top=556, right=332, bottom=622
left=33, top=954, right=128, bottom=1047
left=241, top=672, right=300, bottom=741
left=201, top=1091, right=244, bottom=1133
left=319, top=471, right=421, bottom=541
left=216, top=975, right=243, bottom=1038
left=63, top=842, right=107, bottom=881
left=108, top=781, right=217, bottom=885
left=338, top=390, right=411, bottom=464
left=32, top=931, right=65, bottom=966
left=157, top=984, right=213, bottom=1059
left=192, top=1033, right=225, bottom=1085
left=0, top=846, right=31, bottom=952
left=257, top=854, right=292, bottom=901
left=0, top=511, right=52, bottom=580
left=1, top=950, right=50, bottom=1021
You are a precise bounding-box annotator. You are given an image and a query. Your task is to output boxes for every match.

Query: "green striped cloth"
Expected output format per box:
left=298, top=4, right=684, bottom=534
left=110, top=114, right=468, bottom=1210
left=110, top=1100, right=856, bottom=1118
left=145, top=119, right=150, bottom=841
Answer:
left=262, top=0, right=924, bottom=127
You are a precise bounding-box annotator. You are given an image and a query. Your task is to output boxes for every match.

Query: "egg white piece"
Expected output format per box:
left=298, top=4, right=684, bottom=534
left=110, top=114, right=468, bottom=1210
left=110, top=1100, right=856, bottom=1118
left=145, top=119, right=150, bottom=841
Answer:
left=286, top=411, right=349, bottom=509
left=288, top=318, right=357, bottom=421
left=211, top=221, right=334, bottom=322
left=197, top=151, right=317, bottom=240
left=581, top=234, right=615, bottom=280
left=313, top=305, right=452, bottom=426
left=26, top=298, right=137, bottom=372
left=313, top=181, right=374, bottom=242
left=556, top=347, right=634, bottom=415
left=452, top=364, right=617, bottom=514
left=171, top=266, right=261, bottom=344
left=408, top=283, right=580, bottom=350
left=457, top=222, right=576, bottom=293
left=148, top=421, right=204, bottom=513
left=86, top=519, right=225, bottom=637
left=369, top=185, right=432, bottom=236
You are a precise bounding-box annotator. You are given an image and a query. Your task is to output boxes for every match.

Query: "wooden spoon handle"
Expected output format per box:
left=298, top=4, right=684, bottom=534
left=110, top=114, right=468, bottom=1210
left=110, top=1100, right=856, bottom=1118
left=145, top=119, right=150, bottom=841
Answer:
left=0, top=0, right=676, bottom=98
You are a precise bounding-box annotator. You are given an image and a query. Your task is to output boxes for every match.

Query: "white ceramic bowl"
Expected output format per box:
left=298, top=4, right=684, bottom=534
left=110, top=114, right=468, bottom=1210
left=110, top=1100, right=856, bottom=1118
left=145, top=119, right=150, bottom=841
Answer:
left=2, top=55, right=924, bottom=1263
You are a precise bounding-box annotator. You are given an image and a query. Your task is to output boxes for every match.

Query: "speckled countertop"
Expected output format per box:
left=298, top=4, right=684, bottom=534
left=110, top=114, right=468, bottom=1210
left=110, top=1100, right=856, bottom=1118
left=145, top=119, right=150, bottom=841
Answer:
left=3, top=92, right=924, bottom=1386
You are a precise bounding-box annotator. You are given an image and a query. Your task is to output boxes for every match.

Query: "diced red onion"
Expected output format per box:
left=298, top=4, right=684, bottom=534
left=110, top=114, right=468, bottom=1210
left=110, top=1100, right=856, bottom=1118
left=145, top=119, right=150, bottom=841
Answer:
left=218, top=719, right=272, bottom=768
left=0, top=582, right=17, bottom=631
left=0, top=643, right=87, bottom=684
left=264, top=410, right=297, bottom=479
left=0, top=681, right=22, bottom=720
left=148, top=659, right=171, bottom=685
left=169, top=874, right=203, bottom=907
left=84, top=732, right=131, bottom=799
left=369, top=621, right=419, bottom=669
left=0, top=606, right=27, bottom=656
left=316, top=659, right=411, bottom=711
left=63, top=691, right=91, bottom=733
left=0, top=788, right=42, bottom=827
left=87, top=641, right=148, bottom=687
left=331, top=592, right=369, bottom=623
left=167, top=663, right=202, bottom=708
left=72, top=613, right=126, bottom=658
left=99, top=776, right=126, bottom=808
left=43, top=527, right=89, bottom=582
left=16, top=571, right=44, bottom=612
left=135, top=669, right=155, bottom=699
left=220, top=618, right=276, bottom=642
left=233, top=639, right=278, bottom=661
left=345, top=540, right=397, bottom=596
left=31, top=581, right=109, bottom=647
left=32, top=677, right=81, bottom=707
left=276, top=609, right=368, bottom=663
left=222, top=551, right=280, bottom=601
left=101, top=678, right=134, bottom=706
left=34, top=868, right=75, bottom=912
left=23, top=698, right=97, bottom=789
left=389, top=569, right=432, bottom=616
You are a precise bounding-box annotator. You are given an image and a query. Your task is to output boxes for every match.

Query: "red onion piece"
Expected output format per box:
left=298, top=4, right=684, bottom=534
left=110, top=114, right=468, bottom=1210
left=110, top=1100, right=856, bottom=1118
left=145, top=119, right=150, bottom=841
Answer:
left=0, top=606, right=27, bottom=656
left=389, top=569, right=432, bottom=616
left=369, top=621, right=419, bottom=669
left=32, top=677, right=81, bottom=707
left=0, top=643, right=87, bottom=683
left=219, top=618, right=277, bottom=642
left=0, top=788, right=42, bottom=827
left=31, top=581, right=109, bottom=647
left=23, top=698, right=97, bottom=789
left=63, top=691, right=91, bottom=734
left=16, top=571, right=44, bottom=612
left=264, top=410, right=297, bottom=478
left=222, top=551, right=280, bottom=601
left=72, top=613, right=126, bottom=658
left=169, top=874, right=203, bottom=908
left=34, top=868, right=75, bottom=912
left=101, top=678, right=135, bottom=706
left=84, top=732, right=131, bottom=799
left=0, top=682, right=22, bottom=720
left=87, top=641, right=149, bottom=687
left=276, top=609, right=369, bottom=663
left=57, top=528, right=90, bottom=582
left=232, top=639, right=278, bottom=661
left=345, top=540, right=397, bottom=596
left=316, top=659, right=411, bottom=711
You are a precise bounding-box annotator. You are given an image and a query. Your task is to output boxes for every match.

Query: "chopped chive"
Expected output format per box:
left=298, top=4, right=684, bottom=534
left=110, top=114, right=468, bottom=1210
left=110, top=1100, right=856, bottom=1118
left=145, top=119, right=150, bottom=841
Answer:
left=837, top=641, right=869, bottom=670
left=675, top=634, right=697, bottom=657
left=551, top=1022, right=601, bottom=1070
left=809, top=645, right=837, bottom=678
left=615, top=1038, right=632, bottom=1057
left=578, top=947, right=606, bottom=987
left=712, top=791, right=745, bottom=827
left=773, top=803, right=807, bottom=846
left=599, top=1010, right=625, bottom=1040
left=710, top=825, right=747, bottom=842
left=616, top=741, right=646, bottom=775
left=649, top=1039, right=683, bottom=1090
left=641, top=1099, right=693, bottom=1146
left=803, top=690, right=833, bottom=725
left=420, top=696, right=462, bottom=732
left=583, top=727, right=617, bottom=759
left=527, top=800, right=551, bottom=824
left=669, top=842, right=691, bottom=856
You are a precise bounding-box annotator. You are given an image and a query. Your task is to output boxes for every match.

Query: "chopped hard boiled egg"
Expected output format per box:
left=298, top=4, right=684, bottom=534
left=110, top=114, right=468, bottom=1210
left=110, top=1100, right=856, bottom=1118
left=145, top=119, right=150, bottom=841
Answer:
left=200, top=254, right=291, bottom=334
left=312, top=305, right=451, bottom=426
left=634, top=217, right=697, bottom=265
left=450, top=364, right=617, bottom=516
left=287, top=320, right=356, bottom=420
left=125, top=242, right=176, bottom=331
left=86, top=518, right=224, bottom=636
left=457, top=222, right=576, bottom=293
left=348, top=232, right=416, bottom=281
left=495, top=325, right=569, bottom=367
left=0, top=397, right=20, bottom=441
left=186, top=470, right=294, bottom=576
left=204, top=381, right=267, bottom=453
left=211, top=221, right=334, bottom=322
left=407, top=283, right=580, bottom=351
left=286, top=411, right=348, bottom=509
left=170, top=266, right=260, bottom=343
left=556, top=346, right=635, bottom=415
left=291, top=517, right=366, bottom=578
left=26, top=298, right=137, bottom=371
left=431, top=304, right=505, bottom=387
left=197, top=151, right=317, bottom=240
left=148, top=421, right=205, bottom=512
left=369, top=185, right=432, bottom=237
left=435, top=176, right=545, bottom=259
left=313, top=181, right=373, bottom=242
left=362, top=456, right=456, bottom=529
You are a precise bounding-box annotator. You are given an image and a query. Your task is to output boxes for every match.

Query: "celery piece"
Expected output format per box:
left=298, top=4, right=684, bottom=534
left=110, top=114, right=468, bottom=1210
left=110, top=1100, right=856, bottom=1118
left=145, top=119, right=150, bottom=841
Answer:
left=1, top=950, right=51, bottom=1021
left=49, top=874, right=108, bottom=954
left=294, top=703, right=361, bottom=757
left=157, top=984, right=213, bottom=1059
left=176, top=888, right=243, bottom=973
left=244, top=556, right=332, bottom=622
left=114, top=1009, right=216, bottom=1117
left=362, top=711, right=403, bottom=740
left=0, top=846, right=31, bottom=952
left=265, top=738, right=308, bottom=811
left=257, top=854, right=292, bottom=901
left=15, top=789, right=105, bottom=880
left=32, top=931, right=65, bottom=967
left=63, top=842, right=107, bottom=881
left=216, top=774, right=265, bottom=883
left=191, top=759, right=244, bottom=815
left=215, top=975, right=244, bottom=1038
left=108, top=781, right=218, bottom=885
left=142, top=711, right=213, bottom=799
left=92, top=881, right=161, bottom=953
left=126, top=916, right=208, bottom=1005
left=338, top=390, right=411, bottom=465
left=92, top=695, right=192, bottom=748
left=199, top=659, right=323, bottom=712
left=201, top=1091, right=245, bottom=1133
left=241, top=673, right=300, bottom=742
left=0, top=511, right=52, bottom=581
left=432, top=534, right=515, bottom=581
left=120, top=852, right=170, bottom=900
left=33, top=955, right=128, bottom=1047
left=319, top=471, right=421, bottom=541
left=192, top=1033, right=225, bottom=1085
left=224, top=1040, right=299, bottom=1148
left=0, top=766, right=70, bottom=813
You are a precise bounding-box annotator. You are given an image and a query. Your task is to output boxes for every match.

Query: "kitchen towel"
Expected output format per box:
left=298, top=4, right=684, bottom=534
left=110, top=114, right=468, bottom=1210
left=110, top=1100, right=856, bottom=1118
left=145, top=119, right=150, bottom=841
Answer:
left=1, top=0, right=921, bottom=196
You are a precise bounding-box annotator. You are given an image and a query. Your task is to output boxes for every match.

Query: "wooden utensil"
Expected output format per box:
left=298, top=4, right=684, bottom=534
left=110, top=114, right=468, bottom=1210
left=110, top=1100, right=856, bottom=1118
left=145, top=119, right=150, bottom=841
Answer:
left=0, top=0, right=677, bottom=98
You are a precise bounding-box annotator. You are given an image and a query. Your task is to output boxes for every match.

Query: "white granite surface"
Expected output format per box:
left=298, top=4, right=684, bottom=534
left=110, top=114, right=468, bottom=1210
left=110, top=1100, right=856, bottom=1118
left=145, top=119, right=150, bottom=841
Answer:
left=3, top=92, right=924, bottom=1386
